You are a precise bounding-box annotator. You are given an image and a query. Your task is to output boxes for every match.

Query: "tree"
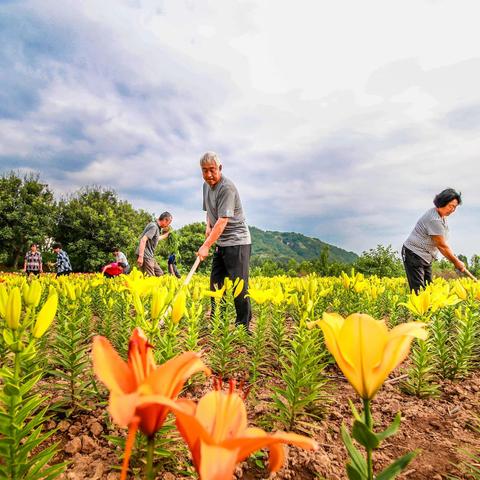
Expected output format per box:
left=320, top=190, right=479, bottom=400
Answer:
left=54, top=187, right=151, bottom=272
left=173, top=222, right=211, bottom=274
left=0, top=172, right=56, bottom=268
left=354, top=244, right=404, bottom=277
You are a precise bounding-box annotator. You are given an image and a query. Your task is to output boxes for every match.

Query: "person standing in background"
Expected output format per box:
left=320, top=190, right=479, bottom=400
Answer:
left=136, top=212, right=172, bottom=276
left=402, top=188, right=465, bottom=293
left=52, top=242, right=73, bottom=276
left=23, top=243, right=43, bottom=275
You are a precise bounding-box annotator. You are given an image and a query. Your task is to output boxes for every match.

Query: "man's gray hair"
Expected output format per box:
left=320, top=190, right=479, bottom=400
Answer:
left=199, top=151, right=222, bottom=167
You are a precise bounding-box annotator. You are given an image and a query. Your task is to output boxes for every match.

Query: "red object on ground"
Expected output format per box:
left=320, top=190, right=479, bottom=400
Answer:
left=103, top=262, right=124, bottom=277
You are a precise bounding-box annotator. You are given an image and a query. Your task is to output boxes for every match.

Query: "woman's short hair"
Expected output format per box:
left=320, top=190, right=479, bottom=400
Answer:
left=434, top=188, right=462, bottom=208
left=199, top=151, right=221, bottom=167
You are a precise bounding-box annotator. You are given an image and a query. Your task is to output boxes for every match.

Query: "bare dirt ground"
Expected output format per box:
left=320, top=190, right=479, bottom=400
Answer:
left=51, top=368, right=480, bottom=480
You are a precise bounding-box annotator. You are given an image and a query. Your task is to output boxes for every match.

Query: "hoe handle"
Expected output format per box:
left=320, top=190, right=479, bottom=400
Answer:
left=184, top=257, right=201, bottom=287
left=463, top=268, right=478, bottom=282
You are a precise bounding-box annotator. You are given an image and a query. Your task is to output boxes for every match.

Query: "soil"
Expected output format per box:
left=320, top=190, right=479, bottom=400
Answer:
left=51, top=369, right=480, bottom=480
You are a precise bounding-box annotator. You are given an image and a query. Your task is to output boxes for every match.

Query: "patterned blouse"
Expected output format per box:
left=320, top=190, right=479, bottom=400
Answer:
left=56, top=250, right=72, bottom=273
left=25, top=251, right=42, bottom=272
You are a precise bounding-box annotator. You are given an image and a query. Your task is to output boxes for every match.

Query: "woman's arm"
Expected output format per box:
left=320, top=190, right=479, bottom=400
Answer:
left=431, top=235, right=465, bottom=271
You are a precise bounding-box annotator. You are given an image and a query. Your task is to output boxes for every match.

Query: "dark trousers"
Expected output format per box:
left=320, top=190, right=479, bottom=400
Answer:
left=26, top=270, right=40, bottom=276
left=210, top=244, right=252, bottom=328
left=402, top=246, right=432, bottom=294
left=57, top=270, right=72, bottom=277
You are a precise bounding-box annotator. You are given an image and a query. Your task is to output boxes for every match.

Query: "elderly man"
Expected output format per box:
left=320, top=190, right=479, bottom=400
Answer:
left=402, top=188, right=465, bottom=293
left=196, top=151, right=252, bottom=329
left=136, top=212, right=172, bottom=276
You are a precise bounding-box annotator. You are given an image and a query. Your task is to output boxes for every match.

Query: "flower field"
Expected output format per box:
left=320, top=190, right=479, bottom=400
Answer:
left=0, top=270, right=479, bottom=479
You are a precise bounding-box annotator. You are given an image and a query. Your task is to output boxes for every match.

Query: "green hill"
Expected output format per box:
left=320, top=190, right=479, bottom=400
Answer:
left=250, top=227, right=358, bottom=264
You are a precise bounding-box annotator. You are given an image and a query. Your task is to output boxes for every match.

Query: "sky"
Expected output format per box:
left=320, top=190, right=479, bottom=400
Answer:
left=1, top=0, right=480, bottom=257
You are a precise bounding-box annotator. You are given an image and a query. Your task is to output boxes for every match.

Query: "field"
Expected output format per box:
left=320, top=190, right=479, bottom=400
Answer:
left=0, top=270, right=479, bottom=479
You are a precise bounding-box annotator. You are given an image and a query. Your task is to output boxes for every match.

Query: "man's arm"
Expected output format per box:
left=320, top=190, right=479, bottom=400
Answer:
left=158, top=228, right=170, bottom=241
left=137, top=236, right=148, bottom=266
left=197, top=217, right=228, bottom=260
left=431, top=235, right=465, bottom=271
left=23, top=257, right=27, bottom=272
left=39, top=254, right=43, bottom=273
left=205, top=214, right=212, bottom=238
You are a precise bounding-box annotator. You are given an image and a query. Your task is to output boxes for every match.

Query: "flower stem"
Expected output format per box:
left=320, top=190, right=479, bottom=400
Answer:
left=363, top=398, right=373, bottom=480
left=146, top=435, right=155, bottom=480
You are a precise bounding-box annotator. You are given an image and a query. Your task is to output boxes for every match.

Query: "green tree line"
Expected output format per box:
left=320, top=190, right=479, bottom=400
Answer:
left=1, top=171, right=477, bottom=277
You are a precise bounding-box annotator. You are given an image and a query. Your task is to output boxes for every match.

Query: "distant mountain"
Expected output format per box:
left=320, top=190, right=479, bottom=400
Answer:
left=250, top=227, right=358, bottom=264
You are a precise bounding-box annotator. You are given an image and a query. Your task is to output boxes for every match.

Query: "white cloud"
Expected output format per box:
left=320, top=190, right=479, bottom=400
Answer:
left=1, top=0, right=480, bottom=257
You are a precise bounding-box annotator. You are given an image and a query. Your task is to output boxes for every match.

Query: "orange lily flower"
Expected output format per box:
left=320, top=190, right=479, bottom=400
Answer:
left=150, top=382, right=318, bottom=480
left=92, top=328, right=210, bottom=479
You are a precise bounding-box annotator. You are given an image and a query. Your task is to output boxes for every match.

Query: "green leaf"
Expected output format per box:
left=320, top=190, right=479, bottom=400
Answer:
left=3, top=328, right=14, bottom=345
left=347, top=463, right=366, bottom=480
left=375, top=412, right=401, bottom=442
left=3, top=383, right=21, bottom=397
left=352, top=420, right=380, bottom=450
left=349, top=399, right=364, bottom=422
left=375, top=451, right=419, bottom=480
left=341, top=424, right=368, bottom=476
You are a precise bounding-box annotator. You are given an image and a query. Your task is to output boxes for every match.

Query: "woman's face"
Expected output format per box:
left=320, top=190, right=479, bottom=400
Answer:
left=437, top=199, right=459, bottom=217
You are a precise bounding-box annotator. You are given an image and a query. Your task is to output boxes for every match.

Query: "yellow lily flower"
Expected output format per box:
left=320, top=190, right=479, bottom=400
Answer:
left=203, top=285, right=226, bottom=300
left=0, top=284, right=8, bottom=318
left=151, top=287, right=168, bottom=320
left=132, top=292, right=144, bottom=318
left=247, top=288, right=271, bottom=304
left=317, top=312, right=427, bottom=399
left=6, top=287, right=22, bottom=330
left=23, top=280, right=42, bottom=308
left=171, top=290, right=187, bottom=324
left=32, top=292, right=59, bottom=338
left=453, top=281, right=468, bottom=301
left=400, top=289, right=432, bottom=317
left=233, top=278, right=244, bottom=299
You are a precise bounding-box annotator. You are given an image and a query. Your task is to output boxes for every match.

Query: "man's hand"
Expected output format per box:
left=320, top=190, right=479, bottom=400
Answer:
left=137, top=255, right=144, bottom=267
left=454, top=259, right=466, bottom=272
left=197, top=244, right=210, bottom=261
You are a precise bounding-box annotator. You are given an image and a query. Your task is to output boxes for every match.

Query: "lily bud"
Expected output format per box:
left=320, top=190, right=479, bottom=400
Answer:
left=171, top=290, right=186, bottom=324
left=32, top=292, right=58, bottom=338
left=6, top=287, right=22, bottom=330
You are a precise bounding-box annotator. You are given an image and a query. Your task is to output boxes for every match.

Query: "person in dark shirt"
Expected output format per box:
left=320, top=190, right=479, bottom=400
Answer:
left=52, top=242, right=73, bottom=276
left=167, top=253, right=181, bottom=278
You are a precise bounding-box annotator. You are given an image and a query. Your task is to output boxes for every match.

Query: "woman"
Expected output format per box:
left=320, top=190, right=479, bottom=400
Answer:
left=402, top=188, right=465, bottom=293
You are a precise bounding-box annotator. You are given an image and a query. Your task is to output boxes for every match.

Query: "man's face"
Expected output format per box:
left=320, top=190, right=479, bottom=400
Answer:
left=53, top=248, right=60, bottom=254
left=201, top=161, right=222, bottom=187
left=31, top=245, right=37, bottom=252
left=159, top=217, right=172, bottom=229
left=438, top=199, right=459, bottom=217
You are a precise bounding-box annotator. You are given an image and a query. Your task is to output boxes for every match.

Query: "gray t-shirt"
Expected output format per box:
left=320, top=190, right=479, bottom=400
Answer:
left=404, top=208, right=449, bottom=263
left=116, top=251, right=129, bottom=266
left=136, top=221, right=160, bottom=258
left=203, top=175, right=251, bottom=247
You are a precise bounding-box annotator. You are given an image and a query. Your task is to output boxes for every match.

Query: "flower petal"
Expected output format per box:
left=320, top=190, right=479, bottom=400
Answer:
left=198, top=444, right=239, bottom=480
left=340, top=314, right=389, bottom=398
left=371, top=322, right=428, bottom=396
left=196, top=390, right=248, bottom=443
left=146, top=351, right=210, bottom=397
left=109, top=392, right=138, bottom=427
left=92, top=336, right=136, bottom=394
